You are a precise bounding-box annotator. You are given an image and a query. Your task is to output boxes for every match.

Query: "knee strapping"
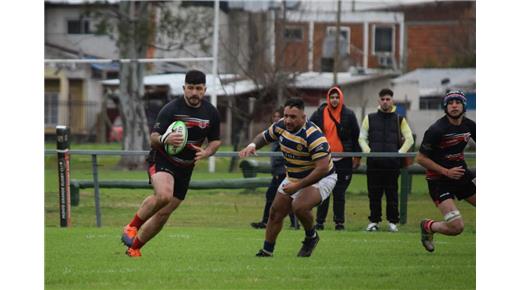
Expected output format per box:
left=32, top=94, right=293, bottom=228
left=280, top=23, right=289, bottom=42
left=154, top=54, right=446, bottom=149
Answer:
left=444, top=210, right=461, bottom=223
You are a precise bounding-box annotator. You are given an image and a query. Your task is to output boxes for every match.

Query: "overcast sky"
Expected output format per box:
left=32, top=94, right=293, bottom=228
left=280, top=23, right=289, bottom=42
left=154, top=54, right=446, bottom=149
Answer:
left=45, top=0, right=440, bottom=11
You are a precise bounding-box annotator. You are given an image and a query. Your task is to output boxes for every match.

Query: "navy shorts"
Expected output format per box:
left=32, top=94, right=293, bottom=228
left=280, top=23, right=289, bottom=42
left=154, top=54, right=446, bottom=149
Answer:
left=427, top=176, right=475, bottom=206
left=147, top=152, right=194, bottom=200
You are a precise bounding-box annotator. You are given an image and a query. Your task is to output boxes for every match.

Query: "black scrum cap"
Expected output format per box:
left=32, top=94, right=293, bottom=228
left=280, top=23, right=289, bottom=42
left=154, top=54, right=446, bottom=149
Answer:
left=185, top=70, right=206, bottom=85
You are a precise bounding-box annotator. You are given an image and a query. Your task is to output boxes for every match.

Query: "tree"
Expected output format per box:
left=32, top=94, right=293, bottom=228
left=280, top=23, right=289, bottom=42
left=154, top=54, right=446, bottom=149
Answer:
left=115, top=2, right=150, bottom=169
left=91, top=1, right=213, bottom=169
left=220, top=6, right=304, bottom=171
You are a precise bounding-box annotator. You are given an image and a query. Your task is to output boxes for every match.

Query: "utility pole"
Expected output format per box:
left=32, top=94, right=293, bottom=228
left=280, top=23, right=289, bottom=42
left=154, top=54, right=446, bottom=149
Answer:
left=209, top=0, right=219, bottom=173
left=277, top=0, right=287, bottom=107
left=333, top=0, right=341, bottom=86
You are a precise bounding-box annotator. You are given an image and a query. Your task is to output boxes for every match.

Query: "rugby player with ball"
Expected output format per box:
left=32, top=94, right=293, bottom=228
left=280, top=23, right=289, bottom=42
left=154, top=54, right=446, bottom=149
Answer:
left=121, top=70, right=221, bottom=257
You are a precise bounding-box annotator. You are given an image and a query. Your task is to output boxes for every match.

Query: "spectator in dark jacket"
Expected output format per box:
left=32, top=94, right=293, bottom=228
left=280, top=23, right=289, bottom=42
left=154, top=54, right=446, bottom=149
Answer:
left=359, top=88, right=414, bottom=232
left=310, top=86, right=361, bottom=230
left=251, top=110, right=299, bottom=229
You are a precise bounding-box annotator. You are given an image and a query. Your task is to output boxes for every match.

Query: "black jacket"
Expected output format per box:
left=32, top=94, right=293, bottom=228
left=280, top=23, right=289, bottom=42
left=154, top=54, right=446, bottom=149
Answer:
left=310, top=103, right=361, bottom=173
left=270, top=142, right=285, bottom=177
left=367, top=110, right=401, bottom=169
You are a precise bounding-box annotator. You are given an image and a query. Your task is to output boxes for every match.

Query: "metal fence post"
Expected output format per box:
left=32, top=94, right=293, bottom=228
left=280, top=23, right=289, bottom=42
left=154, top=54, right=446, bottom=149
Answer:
left=399, top=168, right=412, bottom=225
left=91, top=154, right=102, bottom=227
left=56, top=125, right=71, bottom=227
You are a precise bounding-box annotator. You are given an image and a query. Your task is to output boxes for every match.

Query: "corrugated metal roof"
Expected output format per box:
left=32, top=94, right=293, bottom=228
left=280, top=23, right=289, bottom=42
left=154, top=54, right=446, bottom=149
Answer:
left=102, top=70, right=398, bottom=95
left=102, top=73, right=260, bottom=96
left=292, top=70, right=398, bottom=89
left=392, top=68, right=475, bottom=95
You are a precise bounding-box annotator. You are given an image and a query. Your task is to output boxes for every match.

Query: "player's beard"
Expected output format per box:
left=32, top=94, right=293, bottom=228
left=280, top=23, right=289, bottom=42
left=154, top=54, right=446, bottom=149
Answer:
left=380, top=103, right=392, bottom=112
left=284, top=120, right=302, bottom=133
left=187, top=95, right=201, bottom=107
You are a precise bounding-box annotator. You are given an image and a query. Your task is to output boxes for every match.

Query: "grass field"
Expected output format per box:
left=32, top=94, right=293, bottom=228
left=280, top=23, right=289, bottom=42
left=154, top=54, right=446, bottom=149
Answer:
left=44, top=143, right=476, bottom=289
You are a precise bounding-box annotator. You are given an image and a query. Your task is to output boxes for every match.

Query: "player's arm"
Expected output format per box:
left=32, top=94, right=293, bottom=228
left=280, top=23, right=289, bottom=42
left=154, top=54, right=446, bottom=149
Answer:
left=194, top=110, right=222, bottom=161
left=193, top=139, right=222, bottom=161
left=283, top=131, right=332, bottom=194
left=416, top=152, right=465, bottom=180
left=150, top=104, right=185, bottom=150
left=470, top=120, right=476, bottom=142
left=416, top=152, right=447, bottom=176
left=239, top=121, right=278, bottom=158
left=204, top=140, right=222, bottom=156
left=399, top=118, right=414, bottom=153
left=287, top=156, right=330, bottom=192
left=349, top=111, right=362, bottom=168
left=238, top=132, right=269, bottom=158
left=150, top=131, right=185, bottom=150
left=416, top=127, right=465, bottom=179
left=358, top=115, right=371, bottom=153
left=150, top=132, right=162, bottom=149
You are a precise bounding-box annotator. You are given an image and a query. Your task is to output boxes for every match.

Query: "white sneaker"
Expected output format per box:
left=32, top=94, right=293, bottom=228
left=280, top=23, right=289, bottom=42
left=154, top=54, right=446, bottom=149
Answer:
left=388, top=223, right=398, bottom=232
left=366, top=222, right=379, bottom=231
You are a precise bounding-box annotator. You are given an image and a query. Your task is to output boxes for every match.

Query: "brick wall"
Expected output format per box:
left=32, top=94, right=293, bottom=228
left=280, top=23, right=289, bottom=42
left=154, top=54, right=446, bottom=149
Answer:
left=279, top=20, right=402, bottom=71
left=406, top=23, right=463, bottom=70
left=397, top=1, right=475, bottom=70
left=276, top=22, right=309, bottom=72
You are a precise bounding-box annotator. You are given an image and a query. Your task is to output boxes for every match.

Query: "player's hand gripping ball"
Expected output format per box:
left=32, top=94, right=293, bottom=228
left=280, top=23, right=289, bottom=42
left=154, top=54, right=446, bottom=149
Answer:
left=163, top=121, right=188, bottom=155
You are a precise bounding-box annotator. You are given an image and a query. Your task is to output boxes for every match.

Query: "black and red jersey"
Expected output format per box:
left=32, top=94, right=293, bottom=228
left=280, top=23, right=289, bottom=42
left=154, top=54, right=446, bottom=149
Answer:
left=150, top=97, right=220, bottom=165
left=419, top=115, right=475, bottom=180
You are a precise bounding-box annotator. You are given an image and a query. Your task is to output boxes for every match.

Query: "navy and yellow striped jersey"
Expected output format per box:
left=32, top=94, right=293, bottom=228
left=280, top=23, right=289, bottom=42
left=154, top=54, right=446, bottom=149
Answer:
left=262, top=119, right=335, bottom=181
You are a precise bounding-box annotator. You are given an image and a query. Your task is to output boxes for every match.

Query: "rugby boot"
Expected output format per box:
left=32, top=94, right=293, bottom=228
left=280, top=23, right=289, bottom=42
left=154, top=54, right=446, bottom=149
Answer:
left=255, top=249, right=273, bottom=257
left=297, top=232, right=320, bottom=257
left=250, top=221, right=267, bottom=229
left=121, top=225, right=138, bottom=247
left=366, top=222, right=379, bottom=231
left=388, top=223, right=399, bottom=232
left=125, top=247, right=142, bottom=257
left=420, top=219, right=435, bottom=252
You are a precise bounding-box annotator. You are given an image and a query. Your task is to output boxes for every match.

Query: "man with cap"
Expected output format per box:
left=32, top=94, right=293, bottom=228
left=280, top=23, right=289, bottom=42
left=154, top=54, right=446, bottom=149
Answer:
left=121, top=70, right=222, bottom=257
left=310, top=86, right=361, bottom=231
left=416, top=90, right=476, bottom=252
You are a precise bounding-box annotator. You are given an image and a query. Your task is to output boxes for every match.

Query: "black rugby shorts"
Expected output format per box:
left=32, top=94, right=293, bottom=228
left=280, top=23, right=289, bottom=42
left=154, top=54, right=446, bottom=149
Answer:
left=147, top=155, right=194, bottom=200
left=427, top=177, right=475, bottom=206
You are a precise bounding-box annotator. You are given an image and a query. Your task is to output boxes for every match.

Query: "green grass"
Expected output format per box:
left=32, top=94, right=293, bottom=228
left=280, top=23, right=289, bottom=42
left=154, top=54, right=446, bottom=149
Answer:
left=44, top=144, right=476, bottom=289
left=45, top=227, right=475, bottom=290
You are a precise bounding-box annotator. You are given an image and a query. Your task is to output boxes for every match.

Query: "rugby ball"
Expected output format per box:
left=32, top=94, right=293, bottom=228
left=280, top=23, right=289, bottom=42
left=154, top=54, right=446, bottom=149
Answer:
left=164, top=121, right=188, bottom=155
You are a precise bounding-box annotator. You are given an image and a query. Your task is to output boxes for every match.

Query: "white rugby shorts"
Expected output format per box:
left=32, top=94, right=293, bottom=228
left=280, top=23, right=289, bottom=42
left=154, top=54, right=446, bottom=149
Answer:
left=278, top=173, right=337, bottom=201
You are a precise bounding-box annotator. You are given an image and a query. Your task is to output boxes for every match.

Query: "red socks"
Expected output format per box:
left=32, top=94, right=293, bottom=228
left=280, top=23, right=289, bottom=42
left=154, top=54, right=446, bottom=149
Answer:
left=424, top=219, right=435, bottom=233
left=127, top=214, right=146, bottom=250
left=128, top=214, right=145, bottom=229
left=131, top=237, right=145, bottom=250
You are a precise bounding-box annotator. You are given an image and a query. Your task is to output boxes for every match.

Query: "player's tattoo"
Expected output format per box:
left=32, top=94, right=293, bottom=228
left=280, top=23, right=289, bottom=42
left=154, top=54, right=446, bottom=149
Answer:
left=252, top=134, right=268, bottom=150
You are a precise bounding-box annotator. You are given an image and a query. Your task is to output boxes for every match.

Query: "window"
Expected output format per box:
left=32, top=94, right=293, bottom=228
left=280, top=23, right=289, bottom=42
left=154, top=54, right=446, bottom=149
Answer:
left=67, top=18, right=91, bottom=34
left=45, top=92, right=59, bottom=126
left=320, top=58, right=334, bottom=72
left=320, top=26, right=350, bottom=72
left=373, top=26, right=394, bottom=54
left=284, top=27, right=303, bottom=41
left=419, top=96, right=443, bottom=110
left=325, top=26, right=350, bottom=55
